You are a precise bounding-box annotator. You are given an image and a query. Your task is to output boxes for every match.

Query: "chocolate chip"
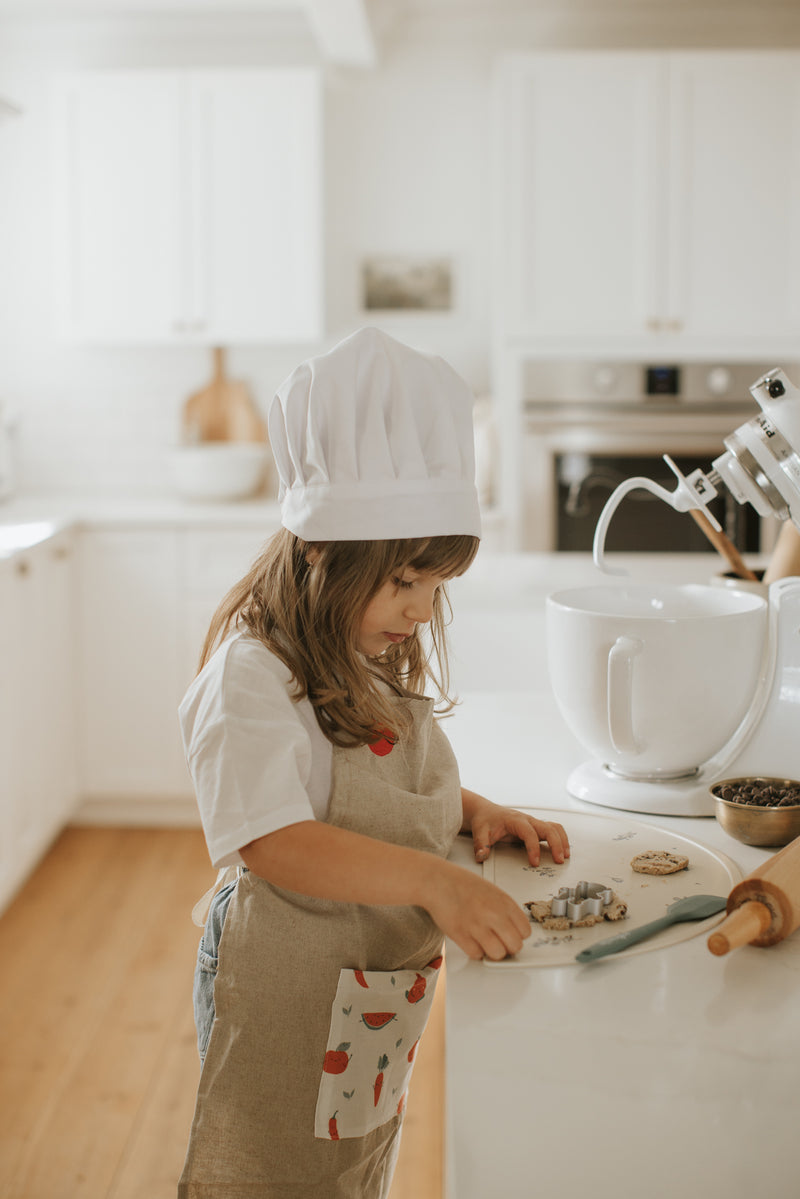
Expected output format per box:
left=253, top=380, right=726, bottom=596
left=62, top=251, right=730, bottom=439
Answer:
left=713, top=778, right=800, bottom=807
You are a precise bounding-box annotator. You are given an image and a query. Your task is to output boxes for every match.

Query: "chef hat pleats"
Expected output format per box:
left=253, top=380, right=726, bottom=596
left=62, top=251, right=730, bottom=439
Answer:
left=268, top=327, right=481, bottom=542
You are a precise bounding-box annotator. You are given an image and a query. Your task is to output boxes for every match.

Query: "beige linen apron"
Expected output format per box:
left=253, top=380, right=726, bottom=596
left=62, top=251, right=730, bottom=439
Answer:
left=179, top=693, right=462, bottom=1199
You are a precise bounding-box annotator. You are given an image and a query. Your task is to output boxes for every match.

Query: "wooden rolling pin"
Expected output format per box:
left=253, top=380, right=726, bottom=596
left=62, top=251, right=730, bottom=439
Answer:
left=707, top=833, right=800, bottom=955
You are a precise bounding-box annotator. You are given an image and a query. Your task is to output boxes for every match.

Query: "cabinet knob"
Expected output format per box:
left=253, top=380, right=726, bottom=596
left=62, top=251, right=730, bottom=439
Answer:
left=15, top=558, right=30, bottom=577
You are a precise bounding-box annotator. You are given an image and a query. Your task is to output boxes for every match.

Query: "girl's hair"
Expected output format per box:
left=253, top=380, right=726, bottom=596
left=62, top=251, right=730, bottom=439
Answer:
left=199, top=529, right=479, bottom=748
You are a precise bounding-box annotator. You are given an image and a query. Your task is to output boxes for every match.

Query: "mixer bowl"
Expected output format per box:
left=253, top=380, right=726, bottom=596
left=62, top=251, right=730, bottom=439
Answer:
left=546, top=584, right=767, bottom=780
left=712, top=777, right=800, bottom=847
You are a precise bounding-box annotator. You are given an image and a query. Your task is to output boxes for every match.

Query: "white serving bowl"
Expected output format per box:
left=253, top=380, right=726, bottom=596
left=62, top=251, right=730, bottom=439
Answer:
left=546, top=583, right=767, bottom=780
left=168, top=442, right=270, bottom=502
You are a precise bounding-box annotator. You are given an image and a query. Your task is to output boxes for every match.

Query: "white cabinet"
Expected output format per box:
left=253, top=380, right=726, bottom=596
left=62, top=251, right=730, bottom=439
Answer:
left=668, top=53, right=800, bottom=343
left=495, top=52, right=800, bottom=350
left=0, top=531, right=78, bottom=911
left=55, top=69, right=323, bottom=345
left=77, top=522, right=276, bottom=815
left=78, top=528, right=188, bottom=800
left=495, top=53, right=664, bottom=341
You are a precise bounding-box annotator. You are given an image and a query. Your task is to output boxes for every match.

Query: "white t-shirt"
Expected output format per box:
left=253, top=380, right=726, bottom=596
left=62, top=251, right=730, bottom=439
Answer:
left=179, top=631, right=333, bottom=868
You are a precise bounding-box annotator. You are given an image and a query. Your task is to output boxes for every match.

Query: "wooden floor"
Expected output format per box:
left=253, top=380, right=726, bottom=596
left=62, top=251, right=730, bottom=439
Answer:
left=0, top=827, right=444, bottom=1199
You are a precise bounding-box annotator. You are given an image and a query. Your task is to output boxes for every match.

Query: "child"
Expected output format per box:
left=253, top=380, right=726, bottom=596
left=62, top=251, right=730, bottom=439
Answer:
left=178, top=327, right=569, bottom=1198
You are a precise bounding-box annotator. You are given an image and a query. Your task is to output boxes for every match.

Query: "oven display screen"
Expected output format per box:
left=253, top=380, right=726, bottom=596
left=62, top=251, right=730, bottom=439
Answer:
left=645, top=365, right=681, bottom=396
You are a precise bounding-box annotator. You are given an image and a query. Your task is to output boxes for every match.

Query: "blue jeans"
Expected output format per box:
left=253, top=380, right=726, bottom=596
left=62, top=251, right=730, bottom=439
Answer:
left=193, top=880, right=237, bottom=1062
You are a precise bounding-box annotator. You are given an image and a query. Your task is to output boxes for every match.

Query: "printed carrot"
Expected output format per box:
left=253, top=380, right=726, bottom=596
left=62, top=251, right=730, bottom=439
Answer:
left=329, top=1111, right=340, bottom=1140
left=374, top=1054, right=389, bottom=1107
left=354, top=969, right=368, bottom=988
left=407, top=1038, right=419, bottom=1063
left=426, top=954, right=443, bottom=970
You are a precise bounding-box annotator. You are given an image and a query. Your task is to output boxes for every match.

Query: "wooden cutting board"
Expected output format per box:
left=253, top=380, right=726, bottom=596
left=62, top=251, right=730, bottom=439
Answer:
left=182, top=347, right=268, bottom=443
left=481, top=809, right=742, bottom=967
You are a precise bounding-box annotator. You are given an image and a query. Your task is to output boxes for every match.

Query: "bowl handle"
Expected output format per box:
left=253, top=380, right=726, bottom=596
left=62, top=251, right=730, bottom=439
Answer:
left=608, top=636, right=644, bottom=755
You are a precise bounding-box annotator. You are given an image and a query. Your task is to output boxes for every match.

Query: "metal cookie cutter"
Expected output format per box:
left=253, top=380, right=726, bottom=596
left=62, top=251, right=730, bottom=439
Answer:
left=551, top=880, right=613, bottom=921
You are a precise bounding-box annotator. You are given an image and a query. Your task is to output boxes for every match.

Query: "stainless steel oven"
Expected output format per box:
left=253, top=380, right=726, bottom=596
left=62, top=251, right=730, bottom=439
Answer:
left=521, top=361, right=789, bottom=553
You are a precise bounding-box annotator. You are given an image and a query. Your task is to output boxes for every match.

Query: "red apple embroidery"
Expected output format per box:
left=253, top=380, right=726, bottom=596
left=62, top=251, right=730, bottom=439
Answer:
left=323, top=1043, right=351, bottom=1074
left=368, top=727, right=396, bottom=756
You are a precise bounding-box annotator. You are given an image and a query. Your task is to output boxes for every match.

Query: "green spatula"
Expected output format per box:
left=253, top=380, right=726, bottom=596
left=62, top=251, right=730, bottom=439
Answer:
left=575, top=894, right=727, bottom=963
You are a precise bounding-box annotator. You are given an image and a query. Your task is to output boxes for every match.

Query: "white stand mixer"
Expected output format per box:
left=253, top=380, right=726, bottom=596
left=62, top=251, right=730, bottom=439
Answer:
left=553, top=368, right=800, bottom=818
left=559, top=577, right=800, bottom=817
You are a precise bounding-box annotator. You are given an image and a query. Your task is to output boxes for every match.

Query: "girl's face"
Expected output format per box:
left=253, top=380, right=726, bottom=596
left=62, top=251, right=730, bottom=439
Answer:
left=357, top=567, right=450, bottom=657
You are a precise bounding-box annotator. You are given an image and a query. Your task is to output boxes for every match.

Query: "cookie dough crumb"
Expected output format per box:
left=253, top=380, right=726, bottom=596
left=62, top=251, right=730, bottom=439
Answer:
left=525, top=893, right=627, bottom=930
left=631, top=850, right=689, bottom=875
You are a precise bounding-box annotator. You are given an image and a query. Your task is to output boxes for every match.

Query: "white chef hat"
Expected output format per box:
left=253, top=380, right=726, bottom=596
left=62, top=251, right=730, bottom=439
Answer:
left=268, top=327, right=481, bottom=542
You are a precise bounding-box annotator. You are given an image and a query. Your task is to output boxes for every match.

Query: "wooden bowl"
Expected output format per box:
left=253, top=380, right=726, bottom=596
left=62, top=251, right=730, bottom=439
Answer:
left=711, top=777, right=800, bottom=847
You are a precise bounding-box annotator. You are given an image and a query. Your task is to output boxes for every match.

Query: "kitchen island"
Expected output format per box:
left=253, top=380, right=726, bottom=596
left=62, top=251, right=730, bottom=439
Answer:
left=442, top=552, right=797, bottom=1199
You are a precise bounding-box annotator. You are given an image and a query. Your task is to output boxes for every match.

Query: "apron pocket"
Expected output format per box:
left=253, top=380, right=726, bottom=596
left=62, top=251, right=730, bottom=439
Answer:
left=314, top=958, right=442, bottom=1141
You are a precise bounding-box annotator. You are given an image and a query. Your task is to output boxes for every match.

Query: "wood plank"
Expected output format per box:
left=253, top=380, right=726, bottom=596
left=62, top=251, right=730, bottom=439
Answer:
left=0, top=827, right=443, bottom=1198
left=389, top=965, right=446, bottom=1199
left=0, top=829, right=211, bottom=1197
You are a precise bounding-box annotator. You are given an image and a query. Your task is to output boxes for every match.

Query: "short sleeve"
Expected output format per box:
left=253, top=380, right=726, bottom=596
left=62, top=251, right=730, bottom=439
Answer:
left=179, top=635, right=320, bottom=868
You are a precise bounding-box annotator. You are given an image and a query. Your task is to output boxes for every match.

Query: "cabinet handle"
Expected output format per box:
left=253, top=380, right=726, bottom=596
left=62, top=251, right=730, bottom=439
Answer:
left=646, top=318, right=661, bottom=332
left=15, top=558, right=30, bottom=577
left=52, top=545, right=71, bottom=560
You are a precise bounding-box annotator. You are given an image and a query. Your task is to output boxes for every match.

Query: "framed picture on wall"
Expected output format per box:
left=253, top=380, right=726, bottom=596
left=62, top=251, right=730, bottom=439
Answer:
left=361, top=256, right=454, bottom=312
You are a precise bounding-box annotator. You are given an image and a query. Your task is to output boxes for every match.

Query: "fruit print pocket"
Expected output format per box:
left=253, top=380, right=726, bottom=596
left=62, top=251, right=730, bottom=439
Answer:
left=314, top=956, right=443, bottom=1140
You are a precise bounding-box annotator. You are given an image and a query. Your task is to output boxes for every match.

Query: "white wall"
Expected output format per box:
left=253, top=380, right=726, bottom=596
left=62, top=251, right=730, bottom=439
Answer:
left=2, top=2, right=800, bottom=494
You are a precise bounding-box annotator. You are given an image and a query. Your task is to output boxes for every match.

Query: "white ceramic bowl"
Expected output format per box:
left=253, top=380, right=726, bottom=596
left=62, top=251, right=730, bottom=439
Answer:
left=168, top=443, right=270, bottom=502
left=546, top=583, right=767, bottom=780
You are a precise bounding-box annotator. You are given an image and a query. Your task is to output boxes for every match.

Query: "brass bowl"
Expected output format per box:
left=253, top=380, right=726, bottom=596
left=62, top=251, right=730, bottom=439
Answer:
left=711, top=777, right=800, bottom=847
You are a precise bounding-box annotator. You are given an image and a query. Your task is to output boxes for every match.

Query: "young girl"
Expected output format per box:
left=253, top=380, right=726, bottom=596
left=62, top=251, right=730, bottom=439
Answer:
left=178, top=327, right=569, bottom=1198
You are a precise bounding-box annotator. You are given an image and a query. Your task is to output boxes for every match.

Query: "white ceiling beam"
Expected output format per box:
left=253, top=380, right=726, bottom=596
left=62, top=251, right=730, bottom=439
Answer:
left=303, top=0, right=377, bottom=67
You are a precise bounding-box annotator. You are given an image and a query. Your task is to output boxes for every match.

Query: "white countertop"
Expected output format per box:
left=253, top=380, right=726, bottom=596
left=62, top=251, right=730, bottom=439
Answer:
left=0, top=489, right=283, bottom=531
left=441, top=552, right=795, bottom=1199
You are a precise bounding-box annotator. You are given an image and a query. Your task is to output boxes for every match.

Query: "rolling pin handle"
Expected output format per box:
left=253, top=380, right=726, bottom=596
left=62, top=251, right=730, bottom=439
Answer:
left=707, top=901, right=772, bottom=956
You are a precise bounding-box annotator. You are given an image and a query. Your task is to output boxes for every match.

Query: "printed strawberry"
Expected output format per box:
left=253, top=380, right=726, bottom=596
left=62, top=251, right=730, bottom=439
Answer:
left=354, top=969, right=368, bottom=988
left=329, top=1111, right=340, bottom=1141
left=405, top=973, right=426, bottom=1004
left=407, top=1038, right=419, bottom=1063
left=361, top=1012, right=396, bottom=1030
left=374, top=1054, right=389, bottom=1107
left=368, top=727, right=396, bottom=756
left=426, top=954, right=443, bottom=970
left=323, top=1042, right=351, bottom=1074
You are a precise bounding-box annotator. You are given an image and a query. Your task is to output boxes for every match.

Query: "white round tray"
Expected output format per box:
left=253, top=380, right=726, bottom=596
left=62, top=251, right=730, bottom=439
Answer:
left=481, top=808, right=742, bottom=967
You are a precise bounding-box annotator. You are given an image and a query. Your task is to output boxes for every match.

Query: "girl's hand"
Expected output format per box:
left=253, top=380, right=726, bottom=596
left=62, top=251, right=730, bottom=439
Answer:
left=424, top=861, right=532, bottom=962
left=463, top=790, right=570, bottom=868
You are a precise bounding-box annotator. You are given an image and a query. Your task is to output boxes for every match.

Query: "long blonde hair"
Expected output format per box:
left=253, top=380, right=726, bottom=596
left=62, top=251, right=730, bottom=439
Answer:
left=199, top=529, right=479, bottom=748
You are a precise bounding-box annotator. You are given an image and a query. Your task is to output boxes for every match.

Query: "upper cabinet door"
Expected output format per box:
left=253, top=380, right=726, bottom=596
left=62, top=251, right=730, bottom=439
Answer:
left=495, top=51, right=800, bottom=352
left=55, top=69, right=323, bottom=345
left=55, top=72, right=186, bottom=342
left=188, top=70, right=323, bottom=343
left=667, top=53, right=800, bottom=341
left=495, top=53, right=666, bottom=340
